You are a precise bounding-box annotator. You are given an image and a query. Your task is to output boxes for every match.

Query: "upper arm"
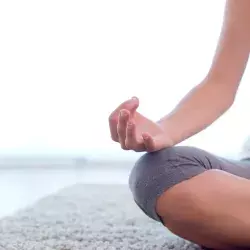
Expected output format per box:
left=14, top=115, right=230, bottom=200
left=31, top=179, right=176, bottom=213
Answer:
left=207, top=0, right=250, bottom=94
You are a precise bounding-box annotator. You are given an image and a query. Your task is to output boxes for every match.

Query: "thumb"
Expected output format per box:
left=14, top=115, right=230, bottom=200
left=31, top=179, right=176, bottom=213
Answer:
left=143, top=133, right=172, bottom=152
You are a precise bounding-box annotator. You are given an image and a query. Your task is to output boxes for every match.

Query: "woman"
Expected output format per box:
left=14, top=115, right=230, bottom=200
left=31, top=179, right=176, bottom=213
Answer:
left=109, top=1, right=250, bottom=249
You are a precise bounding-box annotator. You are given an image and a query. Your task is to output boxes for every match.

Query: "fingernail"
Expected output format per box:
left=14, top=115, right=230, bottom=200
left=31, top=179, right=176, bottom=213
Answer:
left=131, top=96, right=137, bottom=101
left=120, top=110, right=126, bottom=117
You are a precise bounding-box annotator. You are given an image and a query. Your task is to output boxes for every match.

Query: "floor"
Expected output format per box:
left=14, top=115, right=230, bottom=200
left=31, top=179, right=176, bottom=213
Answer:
left=0, top=165, right=131, bottom=218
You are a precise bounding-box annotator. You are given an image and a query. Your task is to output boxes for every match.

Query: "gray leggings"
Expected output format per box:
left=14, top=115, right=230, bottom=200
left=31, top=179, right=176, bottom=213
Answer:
left=129, top=146, right=250, bottom=223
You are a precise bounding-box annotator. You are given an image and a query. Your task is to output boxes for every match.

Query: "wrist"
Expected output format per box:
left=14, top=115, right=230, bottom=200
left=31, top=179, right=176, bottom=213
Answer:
left=156, top=119, right=176, bottom=147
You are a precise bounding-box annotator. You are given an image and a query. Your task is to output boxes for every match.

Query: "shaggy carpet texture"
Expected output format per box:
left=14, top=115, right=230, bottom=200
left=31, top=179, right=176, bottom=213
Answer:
left=0, top=184, right=201, bottom=250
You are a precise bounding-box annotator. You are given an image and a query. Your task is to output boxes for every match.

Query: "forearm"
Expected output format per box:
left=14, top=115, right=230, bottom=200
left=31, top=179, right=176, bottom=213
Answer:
left=158, top=78, right=235, bottom=146
left=156, top=0, right=250, bottom=147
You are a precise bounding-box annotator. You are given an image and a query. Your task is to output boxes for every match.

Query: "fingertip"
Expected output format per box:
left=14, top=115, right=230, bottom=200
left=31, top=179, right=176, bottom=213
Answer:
left=119, top=109, right=130, bottom=119
left=123, top=97, right=139, bottom=110
left=131, top=96, right=139, bottom=101
left=142, top=132, right=150, bottom=139
left=130, top=97, right=139, bottom=110
left=120, top=108, right=130, bottom=114
left=142, top=133, right=154, bottom=151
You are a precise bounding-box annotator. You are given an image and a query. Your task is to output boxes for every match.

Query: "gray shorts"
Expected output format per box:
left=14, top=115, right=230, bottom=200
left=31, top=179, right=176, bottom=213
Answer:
left=129, top=146, right=250, bottom=223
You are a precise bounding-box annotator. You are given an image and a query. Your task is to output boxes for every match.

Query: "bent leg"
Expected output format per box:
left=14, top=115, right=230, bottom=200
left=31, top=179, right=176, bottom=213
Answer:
left=129, top=146, right=250, bottom=250
left=156, top=169, right=250, bottom=249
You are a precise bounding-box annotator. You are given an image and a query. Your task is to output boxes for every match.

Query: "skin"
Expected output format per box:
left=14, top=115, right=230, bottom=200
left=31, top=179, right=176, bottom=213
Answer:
left=109, top=0, right=250, bottom=248
left=109, top=0, right=250, bottom=152
left=156, top=170, right=250, bottom=250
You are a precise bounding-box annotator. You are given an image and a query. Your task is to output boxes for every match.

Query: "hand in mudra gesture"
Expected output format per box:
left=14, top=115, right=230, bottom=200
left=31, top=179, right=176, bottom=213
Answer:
left=108, top=97, right=173, bottom=152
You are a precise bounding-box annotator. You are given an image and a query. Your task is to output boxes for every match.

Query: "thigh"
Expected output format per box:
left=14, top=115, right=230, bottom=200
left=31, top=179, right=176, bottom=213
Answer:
left=129, top=146, right=250, bottom=223
left=173, top=146, right=250, bottom=179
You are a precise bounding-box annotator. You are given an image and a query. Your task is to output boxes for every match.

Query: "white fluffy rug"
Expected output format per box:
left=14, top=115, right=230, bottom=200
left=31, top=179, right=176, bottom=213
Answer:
left=0, top=184, right=201, bottom=250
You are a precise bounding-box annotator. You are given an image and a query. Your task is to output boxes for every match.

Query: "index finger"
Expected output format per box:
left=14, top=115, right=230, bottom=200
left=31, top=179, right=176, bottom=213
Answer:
left=109, top=97, right=139, bottom=141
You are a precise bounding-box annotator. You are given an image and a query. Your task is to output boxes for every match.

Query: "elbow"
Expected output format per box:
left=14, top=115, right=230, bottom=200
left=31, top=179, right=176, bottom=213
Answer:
left=228, top=83, right=239, bottom=107
left=227, top=93, right=236, bottom=107
left=214, top=93, right=234, bottom=119
left=223, top=91, right=236, bottom=112
left=204, top=71, right=240, bottom=111
left=205, top=77, right=238, bottom=113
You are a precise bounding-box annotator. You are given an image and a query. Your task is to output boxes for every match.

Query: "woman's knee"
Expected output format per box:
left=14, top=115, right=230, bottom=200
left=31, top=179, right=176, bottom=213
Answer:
left=128, top=146, right=207, bottom=222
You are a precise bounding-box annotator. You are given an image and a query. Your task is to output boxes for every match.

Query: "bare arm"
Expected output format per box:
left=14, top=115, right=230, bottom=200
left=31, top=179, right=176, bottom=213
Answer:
left=158, top=0, right=250, bottom=145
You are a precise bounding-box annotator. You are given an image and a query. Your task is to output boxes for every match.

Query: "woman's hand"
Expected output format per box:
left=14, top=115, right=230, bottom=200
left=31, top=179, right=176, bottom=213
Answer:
left=108, top=97, right=174, bottom=152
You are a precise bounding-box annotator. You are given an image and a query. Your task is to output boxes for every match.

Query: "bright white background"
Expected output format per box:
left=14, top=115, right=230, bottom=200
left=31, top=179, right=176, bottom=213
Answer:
left=0, top=0, right=250, bottom=160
